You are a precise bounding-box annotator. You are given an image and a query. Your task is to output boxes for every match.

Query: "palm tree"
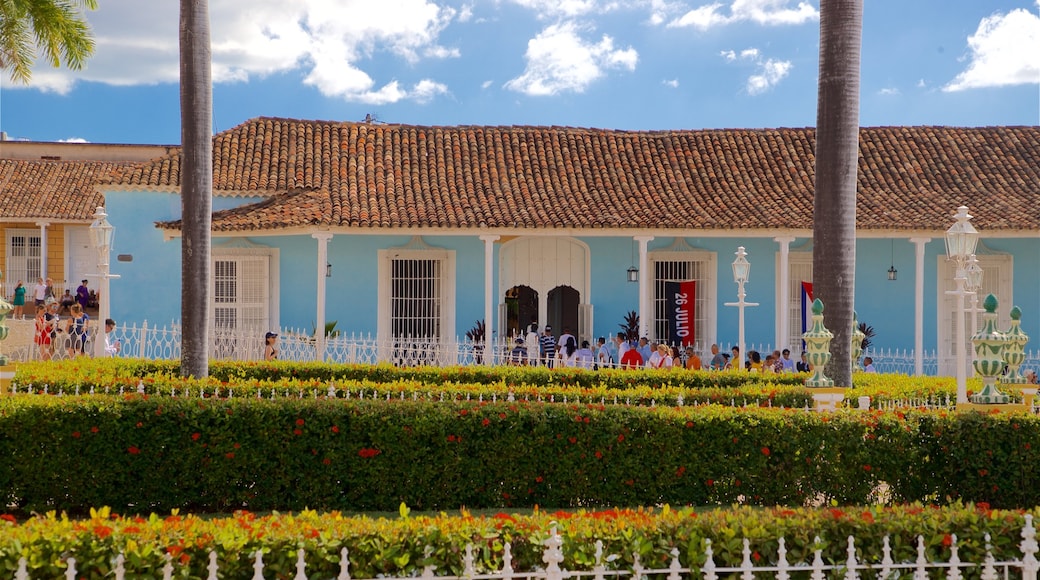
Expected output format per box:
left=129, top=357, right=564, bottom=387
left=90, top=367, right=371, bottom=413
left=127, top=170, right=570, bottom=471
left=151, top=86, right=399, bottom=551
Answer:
left=0, top=0, right=97, bottom=83
left=179, top=0, right=212, bottom=378
left=812, top=0, right=862, bottom=387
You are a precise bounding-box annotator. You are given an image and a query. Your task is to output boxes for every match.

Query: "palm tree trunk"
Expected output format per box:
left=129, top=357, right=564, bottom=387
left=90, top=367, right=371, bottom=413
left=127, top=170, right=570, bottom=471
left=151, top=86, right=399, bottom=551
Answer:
left=179, top=0, right=212, bottom=378
left=813, top=0, right=862, bottom=387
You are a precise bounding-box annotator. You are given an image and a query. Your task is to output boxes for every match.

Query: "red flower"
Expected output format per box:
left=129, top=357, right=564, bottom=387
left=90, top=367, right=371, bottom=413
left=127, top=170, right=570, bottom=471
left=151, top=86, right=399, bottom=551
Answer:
left=233, top=443, right=240, bottom=449
left=91, top=426, right=99, bottom=433
left=225, top=452, right=235, bottom=459
left=595, top=450, right=603, bottom=459
left=535, top=476, right=544, bottom=483
left=761, top=447, right=771, bottom=456
left=72, top=431, right=81, bottom=438
left=358, top=448, right=382, bottom=458
left=323, top=458, right=331, bottom=465
left=296, top=418, right=305, bottom=426
left=331, top=425, right=340, bottom=434
left=942, top=534, right=953, bottom=547
left=293, top=429, right=302, bottom=436
left=447, top=434, right=457, bottom=442
left=575, top=415, right=583, bottom=422
left=93, top=525, right=113, bottom=538
left=976, top=502, right=991, bottom=511
left=459, top=409, right=468, bottom=416
left=128, top=446, right=141, bottom=455
left=706, top=479, right=715, bottom=486
left=978, top=469, right=988, bottom=477
left=617, top=434, right=625, bottom=442
left=752, top=552, right=761, bottom=563
left=0, top=514, right=16, bottom=524
left=584, top=417, right=590, bottom=424
left=498, top=413, right=507, bottom=419
left=686, top=421, right=694, bottom=428
left=191, top=432, right=201, bottom=441
left=863, top=464, right=872, bottom=471
left=568, top=437, right=577, bottom=444
left=482, top=418, right=490, bottom=427
left=861, top=511, right=875, bottom=524
left=675, top=466, right=686, bottom=477
left=135, top=422, right=143, bottom=428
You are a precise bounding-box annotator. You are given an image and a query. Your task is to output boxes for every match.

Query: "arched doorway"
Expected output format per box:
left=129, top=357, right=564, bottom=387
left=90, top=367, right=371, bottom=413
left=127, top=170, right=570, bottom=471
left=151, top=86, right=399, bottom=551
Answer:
left=547, top=285, right=580, bottom=339
left=504, top=285, right=538, bottom=338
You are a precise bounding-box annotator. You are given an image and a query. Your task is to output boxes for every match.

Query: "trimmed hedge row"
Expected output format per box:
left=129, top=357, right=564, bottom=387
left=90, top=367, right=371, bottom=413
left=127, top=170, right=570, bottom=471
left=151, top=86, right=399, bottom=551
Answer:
left=1, top=395, right=1038, bottom=514
left=0, top=504, right=1034, bottom=579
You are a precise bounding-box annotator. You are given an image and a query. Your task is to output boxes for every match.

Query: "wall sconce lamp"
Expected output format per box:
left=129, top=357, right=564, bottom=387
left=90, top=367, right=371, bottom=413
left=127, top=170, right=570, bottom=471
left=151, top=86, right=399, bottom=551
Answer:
left=326, top=262, right=333, bottom=278
left=887, top=239, right=898, bottom=281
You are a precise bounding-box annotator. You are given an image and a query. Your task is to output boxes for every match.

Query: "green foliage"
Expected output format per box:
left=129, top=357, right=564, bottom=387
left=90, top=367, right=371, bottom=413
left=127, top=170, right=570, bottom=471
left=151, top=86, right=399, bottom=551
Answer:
left=619, top=311, right=639, bottom=342
left=1, top=393, right=1039, bottom=515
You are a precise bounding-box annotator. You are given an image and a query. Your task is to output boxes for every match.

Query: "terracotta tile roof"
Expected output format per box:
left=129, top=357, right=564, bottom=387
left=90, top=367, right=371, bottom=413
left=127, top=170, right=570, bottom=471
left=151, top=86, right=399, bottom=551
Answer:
left=0, top=159, right=141, bottom=221
left=124, top=118, right=1040, bottom=232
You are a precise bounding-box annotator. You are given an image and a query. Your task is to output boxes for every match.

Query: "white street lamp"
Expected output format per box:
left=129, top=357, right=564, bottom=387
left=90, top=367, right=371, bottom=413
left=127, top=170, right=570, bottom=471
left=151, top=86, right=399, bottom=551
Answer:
left=724, top=246, right=758, bottom=371
left=944, top=205, right=979, bottom=404
left=89, top=207, right=120, bottom=358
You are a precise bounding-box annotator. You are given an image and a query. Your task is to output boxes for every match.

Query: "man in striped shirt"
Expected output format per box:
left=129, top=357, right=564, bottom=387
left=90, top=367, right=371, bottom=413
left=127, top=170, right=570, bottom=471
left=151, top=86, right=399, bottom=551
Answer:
left=539, top=325, right=557, bottom=369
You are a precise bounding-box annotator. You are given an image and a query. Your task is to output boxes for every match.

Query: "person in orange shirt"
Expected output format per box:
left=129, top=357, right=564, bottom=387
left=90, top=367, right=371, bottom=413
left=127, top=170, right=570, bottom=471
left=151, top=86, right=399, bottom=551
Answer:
left=684, top=346, right=702, bottom=370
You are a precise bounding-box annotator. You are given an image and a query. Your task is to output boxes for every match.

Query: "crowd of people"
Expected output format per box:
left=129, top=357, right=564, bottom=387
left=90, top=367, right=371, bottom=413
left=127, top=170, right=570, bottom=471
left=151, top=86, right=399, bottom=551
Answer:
left=504, top=323, right=822, bottom=373
left=1, top=276, right=119, bottom=360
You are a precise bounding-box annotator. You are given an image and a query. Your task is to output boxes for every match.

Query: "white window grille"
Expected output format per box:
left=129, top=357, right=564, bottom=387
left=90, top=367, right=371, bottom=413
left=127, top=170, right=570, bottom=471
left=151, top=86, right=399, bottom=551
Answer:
left=938, top=253, right=1013, bottom=376
left=649, top=245, right=716, bottom=348
left=209, top=247, right=274, bottom=360
left=784, top=252, right=813, bottom=353
left=5, top=229, right=42, bottom=289
left=377, top=244, right=456, bottom=365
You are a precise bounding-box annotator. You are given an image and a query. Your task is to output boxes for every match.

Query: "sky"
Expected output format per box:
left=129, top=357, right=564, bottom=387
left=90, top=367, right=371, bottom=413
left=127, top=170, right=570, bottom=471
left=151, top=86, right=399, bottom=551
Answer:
left=0, top=0, right=1037, bottom=145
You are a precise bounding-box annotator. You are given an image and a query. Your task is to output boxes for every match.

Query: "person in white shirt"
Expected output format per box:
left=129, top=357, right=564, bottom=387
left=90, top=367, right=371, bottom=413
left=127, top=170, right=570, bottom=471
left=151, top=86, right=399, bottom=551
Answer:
left=33, top=278, right=48, bottom=306
left=780, top=349, right=796, bottom=372
left=863, top=357, right=877, bottom=373
left=574, top=340, right=595, bottom=369
left=647, top=344, right=673, bottom=369
left=524, top=323, right=540, bottom=365
left=104, top=318, right=121, bottom=357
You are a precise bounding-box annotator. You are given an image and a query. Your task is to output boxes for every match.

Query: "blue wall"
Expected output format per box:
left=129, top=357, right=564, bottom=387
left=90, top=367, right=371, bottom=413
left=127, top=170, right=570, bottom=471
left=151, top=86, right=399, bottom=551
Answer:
left=99, top=189, right=1040, bottom=356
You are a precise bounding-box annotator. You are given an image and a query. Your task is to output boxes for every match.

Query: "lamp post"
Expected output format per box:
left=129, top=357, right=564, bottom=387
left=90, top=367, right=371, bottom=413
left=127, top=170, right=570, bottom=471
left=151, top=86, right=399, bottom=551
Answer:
left=944, top=206, right=979, bottom=404
left=724, top=247, right=758, bottom=370
left=89, top=207, right=120, bottom=358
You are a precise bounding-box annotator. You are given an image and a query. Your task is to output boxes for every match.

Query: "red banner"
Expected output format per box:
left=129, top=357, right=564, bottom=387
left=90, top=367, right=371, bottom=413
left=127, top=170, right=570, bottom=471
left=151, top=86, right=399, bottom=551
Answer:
left=665, top=280, right=696, bottom=346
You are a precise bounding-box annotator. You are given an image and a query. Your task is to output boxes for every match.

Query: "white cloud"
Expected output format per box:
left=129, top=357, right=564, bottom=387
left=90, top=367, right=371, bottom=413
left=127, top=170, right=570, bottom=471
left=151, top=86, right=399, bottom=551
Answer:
left=944, top=8, right=1040, bottom=91
left=721, top=47, right=792, bottom=94
left=412, top=79, right=450, bottom=103
left=481, top=80, right=494, bottom=89
left=668, top=0, right=817, bottom=30
left=746, top=58, right=791, bottom=94
left=878, top=87, right=900, bottom=96
left=58, top=137, right=90, bottom=143
left=19, top=0, right=460, bottom=104
left=917, top=79, right=927, bottom=88
left=504, top=22, right=638, bottom=95
left=506, top=0, right=606, bottom=19
left=663, top=78, right=679, bottom=87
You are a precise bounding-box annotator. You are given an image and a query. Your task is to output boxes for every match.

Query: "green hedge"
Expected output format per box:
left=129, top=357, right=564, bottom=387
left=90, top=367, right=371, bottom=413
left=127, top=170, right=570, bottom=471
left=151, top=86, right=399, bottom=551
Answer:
left=1, top=395, right=1038, bottom=514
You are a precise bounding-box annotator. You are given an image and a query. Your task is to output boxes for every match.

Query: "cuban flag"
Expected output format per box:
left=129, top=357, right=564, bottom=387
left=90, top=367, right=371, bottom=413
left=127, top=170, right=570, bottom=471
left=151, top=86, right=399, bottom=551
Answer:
left=800, top=282, right=814, bottom=348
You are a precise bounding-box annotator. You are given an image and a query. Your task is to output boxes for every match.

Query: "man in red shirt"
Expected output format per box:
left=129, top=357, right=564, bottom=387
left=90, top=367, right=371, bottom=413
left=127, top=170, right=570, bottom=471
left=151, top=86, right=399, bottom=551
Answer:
left=620, top=345, right=644, bottom=369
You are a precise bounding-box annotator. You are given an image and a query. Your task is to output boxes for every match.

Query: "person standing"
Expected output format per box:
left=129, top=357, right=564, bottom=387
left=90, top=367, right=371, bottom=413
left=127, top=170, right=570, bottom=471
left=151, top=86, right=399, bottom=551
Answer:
left=539, top=326, right=557, bottom=368
left=509, top=338, right=529, bottom=366
left=33, top=305, right=53, bottom=360
left=708, top=344, right=726, bottom=370
left=104, top=318, right=121, bottom=356
left=647, top=344, right=673, bottom=369
left=264, top=332, right=278, bottom=361
left=76, top=280, right=90, bottom=310
left=574, top=340, right=595, bottom=369
left=796, top=352, right=811, bottom=372
left=12, top=280, right=26, bottom=318
left=637, top=337, right=652, bottom=363
left=524, top=323, right=540, bottom=365
left=684, top=346, right=702, bottom=370
left=33, top=278, right=47, bottom=307
left=65, top=303, right=90, bottom=357
left=596, top=337, right=612, bottom=370
left=780, top=349, right=796, bottom=372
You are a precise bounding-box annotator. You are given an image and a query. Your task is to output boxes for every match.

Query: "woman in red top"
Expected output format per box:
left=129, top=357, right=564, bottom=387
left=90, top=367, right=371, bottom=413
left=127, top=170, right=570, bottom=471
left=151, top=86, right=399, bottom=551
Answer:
left=33, top=305, right=52, bottom=360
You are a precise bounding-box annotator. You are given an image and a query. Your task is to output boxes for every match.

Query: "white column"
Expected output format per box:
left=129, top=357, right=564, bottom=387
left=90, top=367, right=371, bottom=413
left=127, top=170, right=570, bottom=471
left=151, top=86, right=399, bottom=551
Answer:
left=479, top=235, right=499, bottom=364
left=36, top=222, right=49, bottom=280
left=634, top=236, right=654, bottom=339
left=312, top=232, right=333, bottom=362
left=909, top=237, right=930, bottom=376
left=774, top=236, right=795, bottom=351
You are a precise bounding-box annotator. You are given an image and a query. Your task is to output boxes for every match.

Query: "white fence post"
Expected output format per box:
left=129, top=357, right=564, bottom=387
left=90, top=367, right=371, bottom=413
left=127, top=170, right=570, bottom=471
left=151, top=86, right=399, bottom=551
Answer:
left=1023, top=515, right=1039, bottom=580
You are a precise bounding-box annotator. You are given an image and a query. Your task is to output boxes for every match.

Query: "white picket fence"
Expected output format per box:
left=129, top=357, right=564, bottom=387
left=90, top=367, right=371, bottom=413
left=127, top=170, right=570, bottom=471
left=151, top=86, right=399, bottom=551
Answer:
left=16, top=516, right=1040, bottom=580
left=2, top=318, right=1039, bottom=377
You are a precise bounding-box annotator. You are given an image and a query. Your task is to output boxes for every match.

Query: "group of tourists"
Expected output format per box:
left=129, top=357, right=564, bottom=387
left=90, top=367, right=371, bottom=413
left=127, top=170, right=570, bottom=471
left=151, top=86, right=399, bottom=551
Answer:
left=505, top=324, right=819, bottom=373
